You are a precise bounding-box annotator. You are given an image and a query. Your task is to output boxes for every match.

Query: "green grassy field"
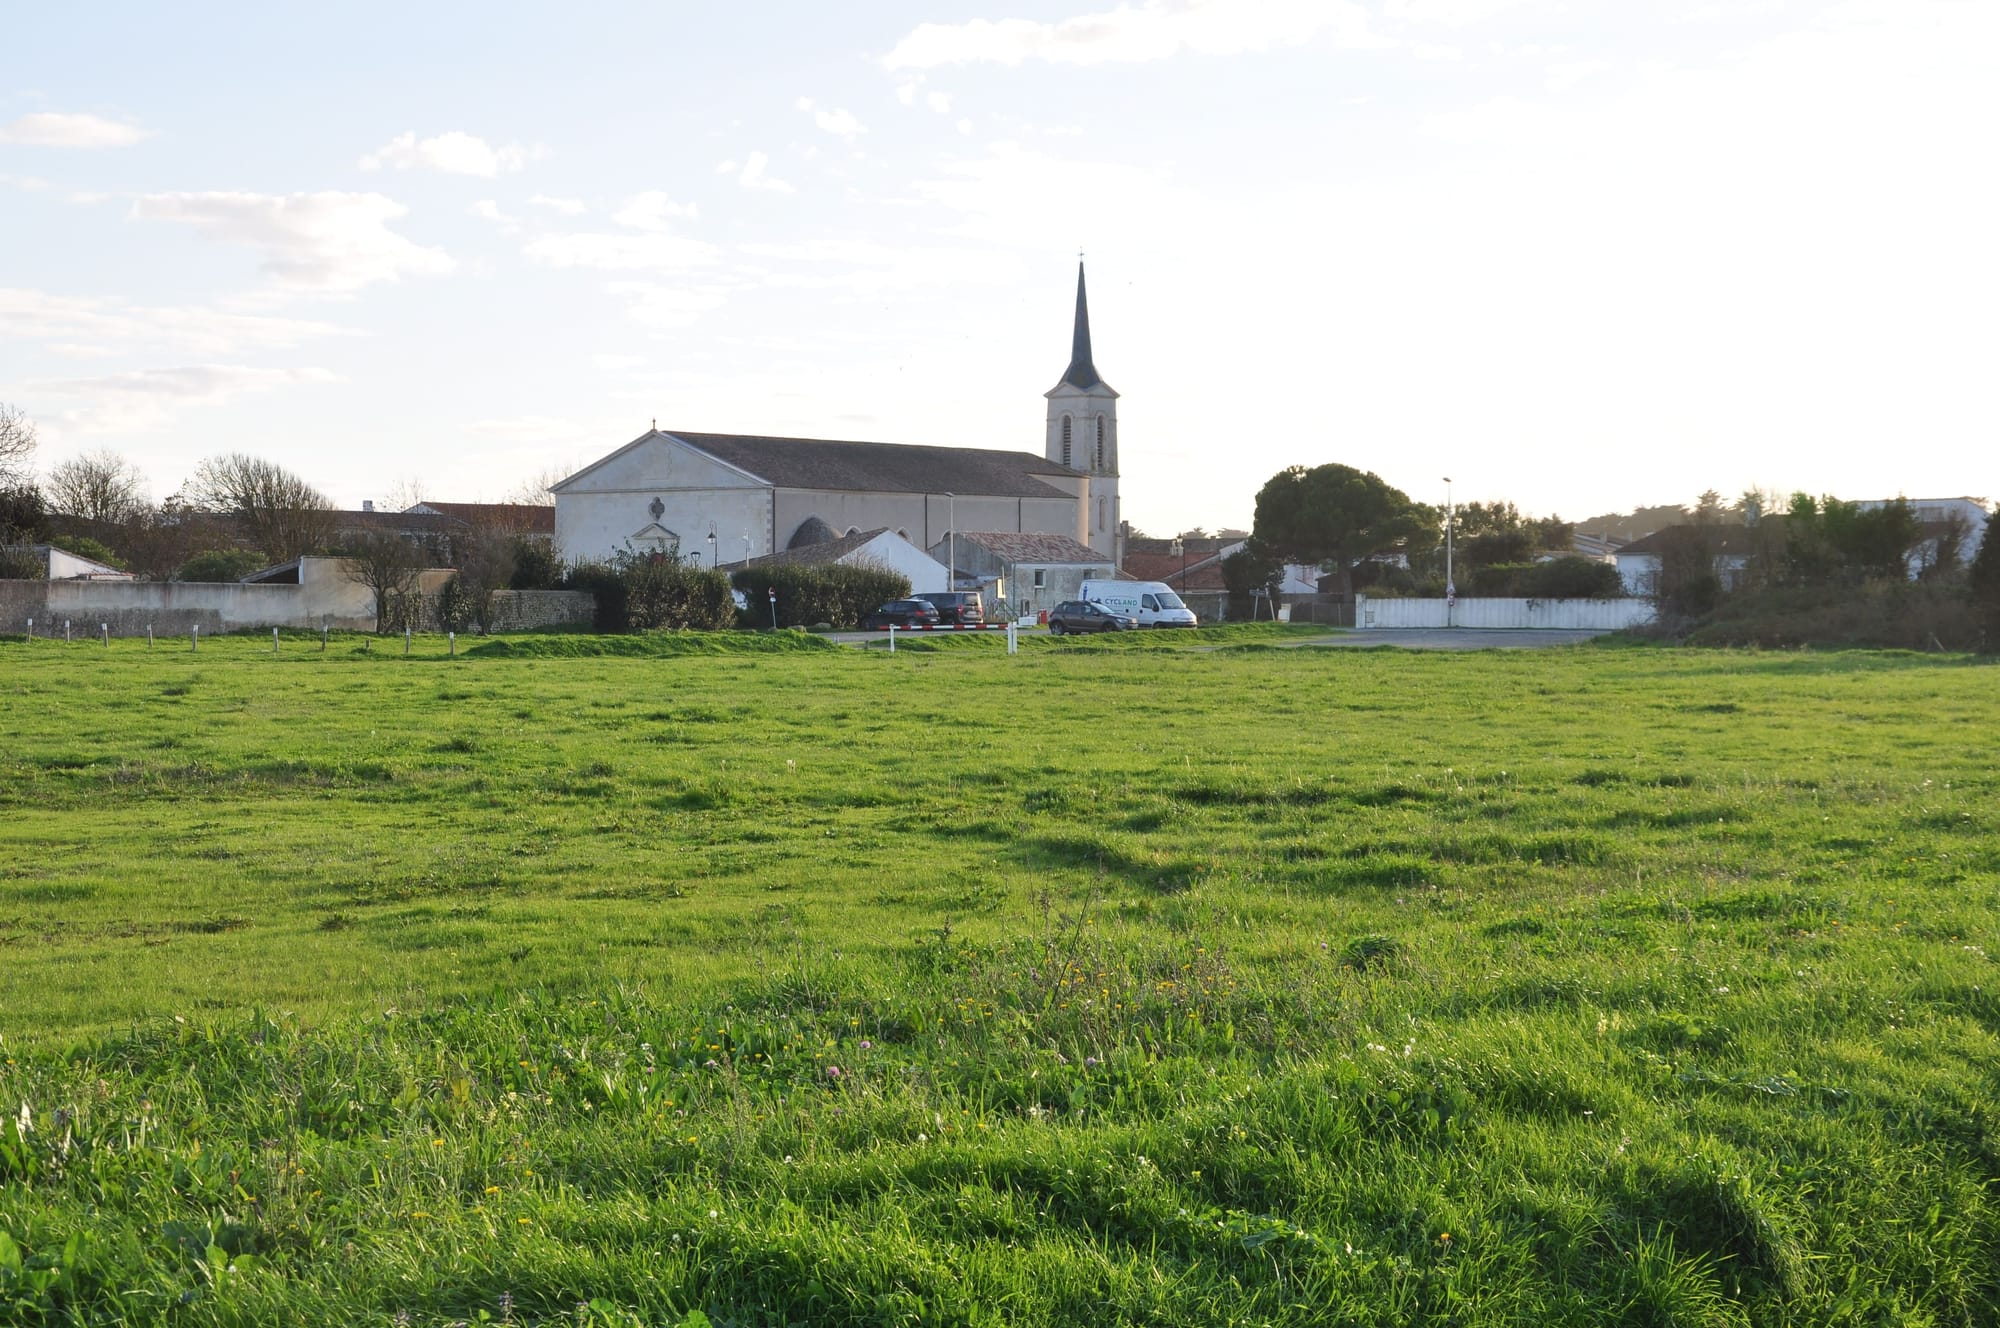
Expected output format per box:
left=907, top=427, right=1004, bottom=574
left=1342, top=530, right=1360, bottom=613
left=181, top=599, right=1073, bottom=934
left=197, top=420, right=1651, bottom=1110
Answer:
left=1, top=630, right=1997, bottom=1326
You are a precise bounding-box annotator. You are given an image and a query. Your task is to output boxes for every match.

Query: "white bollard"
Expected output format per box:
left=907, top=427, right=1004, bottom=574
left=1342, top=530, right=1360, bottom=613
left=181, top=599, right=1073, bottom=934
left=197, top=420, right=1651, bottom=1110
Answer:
left=147, top=624, right=154, bottom=648
left=448, top=630, right=455, bottom=658
left=273, top=627, right=280, bottom=656
left=102, top=623, right=109, bottom=647
left=191, top=624, right=199, bottom=652
left=888, top=624, right=895, bottom=654
left=25, top=617, right=32, bottom=639
left=404, top=627, right=411, bottom=657
left=322, top=620, right=329, bottom=652
left=65, top=619, right=72, bottom=643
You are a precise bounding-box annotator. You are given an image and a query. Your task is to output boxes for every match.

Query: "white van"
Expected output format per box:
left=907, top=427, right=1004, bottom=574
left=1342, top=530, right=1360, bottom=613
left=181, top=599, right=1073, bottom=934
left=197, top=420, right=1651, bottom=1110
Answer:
left=1079, top=579, right=1199, bottom=628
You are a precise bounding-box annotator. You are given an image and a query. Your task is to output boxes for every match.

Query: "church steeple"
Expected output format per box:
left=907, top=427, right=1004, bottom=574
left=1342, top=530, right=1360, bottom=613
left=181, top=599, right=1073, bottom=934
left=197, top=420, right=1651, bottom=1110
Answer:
left=1044, top=259, right=1121, bottom=563
left=1059, top=261, right=1105, bottom=391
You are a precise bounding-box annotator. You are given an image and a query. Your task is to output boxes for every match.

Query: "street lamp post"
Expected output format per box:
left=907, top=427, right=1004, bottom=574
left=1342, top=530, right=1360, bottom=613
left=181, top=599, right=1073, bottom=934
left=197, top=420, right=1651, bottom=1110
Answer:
left=944, top=491, right=956, bottom=592
left=1443, top=477, right=1455, bottom=628
left=707, top=523, right=716, bottom=569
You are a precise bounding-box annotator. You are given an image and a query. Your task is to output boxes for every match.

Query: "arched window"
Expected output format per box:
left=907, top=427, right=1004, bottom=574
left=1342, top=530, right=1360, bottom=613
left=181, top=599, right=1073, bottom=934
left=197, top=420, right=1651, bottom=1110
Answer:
left=1094, top=415, right=1106, bottom=470
left=1060, top=415, right=1073, bottom=468
left=1098, top=497, right=1108, bottom=531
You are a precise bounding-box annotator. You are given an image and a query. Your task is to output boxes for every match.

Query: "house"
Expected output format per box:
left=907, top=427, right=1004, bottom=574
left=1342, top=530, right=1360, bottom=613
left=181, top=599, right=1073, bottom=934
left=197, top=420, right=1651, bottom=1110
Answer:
left=551, top=264, right=1126, bottom=567
left=722, top=527, right=949, bottom=595
left=1613, top=527, right=1759, bottom=596
left=934, top=531, right=1115, bottom=618
left=1856, top=497, right=1988, bottom=575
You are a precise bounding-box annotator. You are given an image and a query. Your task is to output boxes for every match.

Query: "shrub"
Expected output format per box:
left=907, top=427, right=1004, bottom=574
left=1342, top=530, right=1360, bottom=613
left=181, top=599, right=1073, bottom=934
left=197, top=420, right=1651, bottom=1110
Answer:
left=508, top=536, right=564, bottom=590
left=47, top=533, right=126, bottom=569
left=0, top=545, right=45, bottom=579
left=176, top=548, right=270, bottom=582
left=621, top=550, right=737, bottom=631
left=1970, top=521, right=2000, bottom=651
left=1681, top=581, right=1978, bottom=651
left=559, top=561, right=623, bottom=631
left=729, top=562, right=910, bottom=629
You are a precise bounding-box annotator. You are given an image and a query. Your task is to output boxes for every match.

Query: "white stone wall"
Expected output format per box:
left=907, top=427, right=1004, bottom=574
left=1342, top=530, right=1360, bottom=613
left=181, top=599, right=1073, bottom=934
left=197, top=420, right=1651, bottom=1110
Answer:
left=554, top=435, right=774, bottom=565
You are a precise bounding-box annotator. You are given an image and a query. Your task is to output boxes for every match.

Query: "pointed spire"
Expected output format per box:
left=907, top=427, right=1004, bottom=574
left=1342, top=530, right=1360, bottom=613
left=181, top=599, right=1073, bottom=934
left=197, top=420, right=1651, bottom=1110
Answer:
left=1060, top=261, right=1102, bottom=390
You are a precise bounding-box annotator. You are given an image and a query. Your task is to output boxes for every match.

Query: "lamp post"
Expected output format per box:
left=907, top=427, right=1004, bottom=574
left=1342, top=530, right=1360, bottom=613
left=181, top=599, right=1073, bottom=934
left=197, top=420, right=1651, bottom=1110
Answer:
left=707, top=523, right=716, bottom=569
left=1443, top=476, right=1455, bottom=627
left=944, top=491, right=956, bottom=592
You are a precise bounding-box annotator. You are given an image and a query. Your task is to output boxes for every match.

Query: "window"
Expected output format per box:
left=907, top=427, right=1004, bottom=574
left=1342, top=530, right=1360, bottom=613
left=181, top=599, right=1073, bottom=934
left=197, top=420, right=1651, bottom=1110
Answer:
left=1033, top=568, right=1046, bottom=588
left=1094, top=415, right=1106, bottom=470
left=1098, top=497, right=1108, bottom=531
left=1060, top=415, right=1073, bottom=467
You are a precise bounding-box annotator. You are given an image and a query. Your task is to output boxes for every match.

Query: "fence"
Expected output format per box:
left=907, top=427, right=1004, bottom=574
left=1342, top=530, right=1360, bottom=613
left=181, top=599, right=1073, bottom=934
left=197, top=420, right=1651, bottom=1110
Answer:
left=1356, top=596, right=1656, bottom=630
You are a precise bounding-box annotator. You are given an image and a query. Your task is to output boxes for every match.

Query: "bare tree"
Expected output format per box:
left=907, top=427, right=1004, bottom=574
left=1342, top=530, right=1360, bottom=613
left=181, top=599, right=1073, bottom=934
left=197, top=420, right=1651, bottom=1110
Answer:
left=0, top=403, right=37, bottom=489
left=502, top=464, right=568, bottom=507
left=187, top=453, right=335, bottom=562
left=341, top=528, right=424, bottom=633
left=45, top=450, right=148, bottom=525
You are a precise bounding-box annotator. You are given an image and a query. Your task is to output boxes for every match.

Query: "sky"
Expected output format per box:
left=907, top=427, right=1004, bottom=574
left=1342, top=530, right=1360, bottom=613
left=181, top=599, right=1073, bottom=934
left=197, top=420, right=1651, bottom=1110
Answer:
left=3, top=0, right=1995, bottom=534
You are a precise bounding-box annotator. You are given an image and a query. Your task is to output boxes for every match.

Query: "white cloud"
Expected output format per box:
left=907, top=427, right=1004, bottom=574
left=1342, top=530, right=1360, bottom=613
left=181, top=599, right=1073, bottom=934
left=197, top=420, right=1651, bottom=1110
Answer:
left=28, top=364, right=339, bottom=432
left=358, top=130, right=538, bottom=177
left=717, top=151, right=795, bottom=193
left=529, top=193, right=588, bottom=215
left=469, top=199, right=519, bottom=229
left=1, top=173, right=51, bottom=191
left=612, top=190, right=699, bottom=230
left=1381, top=0, right=1547, bottom=26
left=796, top=97, right=866, bottom=138
left=602, top=282, right=728, bottom=330
left=132, top=191, right=455, bottom=295
left=897, top=82, right=920, bottom=106
left=0, top=287, right=350, bottom=355
left=466, top=415, right=588, bottom=440
left=927, top=91, right=953, bottom=114
left=0, top=112, right=150, bottom=148
left=521, top=230, right=717, bottom=272
left=883, top=0, right=1375, bottom=68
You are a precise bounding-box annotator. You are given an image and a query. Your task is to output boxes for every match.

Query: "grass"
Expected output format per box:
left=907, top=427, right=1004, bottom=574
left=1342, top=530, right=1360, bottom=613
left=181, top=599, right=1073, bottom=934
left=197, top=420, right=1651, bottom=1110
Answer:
left=1, top=629, right=1997, bottom=1325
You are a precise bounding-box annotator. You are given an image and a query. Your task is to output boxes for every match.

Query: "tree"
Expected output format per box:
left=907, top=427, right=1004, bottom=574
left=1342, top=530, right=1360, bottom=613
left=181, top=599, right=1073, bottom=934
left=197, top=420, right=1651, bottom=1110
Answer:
left=177, top=548, right=270, bottom=583
left=45, top=450, right=147, bottom=525
left=0, top=403, right=36, bottom=489
left=341, top=528, right=424, bottom=633
left=1250, top=464, right=1428, bottom=596
left=0, top=484, right=46, bottom=545
left=1971, top=520, right=2000, bottom=650
left=187, top=453, right=335, bottom=562
left=503, top=465, right=567, bottom=507
left=1220, top=540, right=1282, bottom=620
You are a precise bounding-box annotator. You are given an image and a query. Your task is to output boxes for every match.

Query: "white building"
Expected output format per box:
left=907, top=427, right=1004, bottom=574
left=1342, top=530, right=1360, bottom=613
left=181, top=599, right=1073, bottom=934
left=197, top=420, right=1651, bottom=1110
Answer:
left=723, top=527, right=949, bottom=596
left=552, top=264, right=1125, bottom=567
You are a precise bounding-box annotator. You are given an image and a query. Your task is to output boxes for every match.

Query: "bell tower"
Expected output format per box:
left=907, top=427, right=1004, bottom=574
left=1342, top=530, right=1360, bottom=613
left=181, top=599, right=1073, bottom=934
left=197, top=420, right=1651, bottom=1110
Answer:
left=1045, top=261, right=1120, bottom=561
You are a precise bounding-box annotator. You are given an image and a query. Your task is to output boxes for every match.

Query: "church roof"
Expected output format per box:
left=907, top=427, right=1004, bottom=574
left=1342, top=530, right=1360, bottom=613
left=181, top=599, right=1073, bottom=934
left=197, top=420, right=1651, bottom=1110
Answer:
left=662, top=431, right=1082, bottom=498
left=1056, top=262, right=1109, bottom=392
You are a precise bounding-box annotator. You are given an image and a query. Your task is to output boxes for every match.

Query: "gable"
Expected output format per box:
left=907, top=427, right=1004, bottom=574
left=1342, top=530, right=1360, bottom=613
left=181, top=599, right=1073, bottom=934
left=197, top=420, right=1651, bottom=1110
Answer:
left=554, top=433, right=771, bottom=495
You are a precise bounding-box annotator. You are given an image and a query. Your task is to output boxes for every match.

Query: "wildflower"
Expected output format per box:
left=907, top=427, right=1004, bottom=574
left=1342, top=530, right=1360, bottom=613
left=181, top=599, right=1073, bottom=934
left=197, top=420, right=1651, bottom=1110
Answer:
left=1084, top=1056, right=1100, bottom=1068
left=826, top=1065, right=844, bottom=1080
left=859, top=1040, right=872, bottom=1051
left=708, top=1209, right=719, bottom=1218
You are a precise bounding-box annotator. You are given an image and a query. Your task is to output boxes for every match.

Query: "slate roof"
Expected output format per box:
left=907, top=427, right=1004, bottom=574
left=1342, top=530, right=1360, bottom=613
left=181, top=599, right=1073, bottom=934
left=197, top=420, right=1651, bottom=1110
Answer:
left=654, top=431, right=1082, bottom=499
left=953, top=531, right=1108, bottom=564
left=1615, top=525, right=1768, bottom=556
left=1058, top=263, right=1106, bottom=391
left=723, top=528, right=912, bottom=571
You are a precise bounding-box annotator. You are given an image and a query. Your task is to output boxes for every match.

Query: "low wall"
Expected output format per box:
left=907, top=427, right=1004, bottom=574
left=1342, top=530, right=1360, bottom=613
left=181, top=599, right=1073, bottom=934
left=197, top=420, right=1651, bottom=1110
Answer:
left=1356, top=596, right=1656, bottom=630
left=484, top=589, right=595, bottom=632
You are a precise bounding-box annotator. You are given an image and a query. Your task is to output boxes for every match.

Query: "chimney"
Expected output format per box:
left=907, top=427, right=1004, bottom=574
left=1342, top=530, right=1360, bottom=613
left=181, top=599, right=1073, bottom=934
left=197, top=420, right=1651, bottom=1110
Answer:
left=362, top=500, right=375, bottom=512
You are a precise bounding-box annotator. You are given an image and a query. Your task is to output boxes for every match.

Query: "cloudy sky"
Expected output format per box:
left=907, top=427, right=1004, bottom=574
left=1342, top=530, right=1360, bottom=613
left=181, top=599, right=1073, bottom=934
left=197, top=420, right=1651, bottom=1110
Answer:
left=3, top=0, right=1994, bottom=532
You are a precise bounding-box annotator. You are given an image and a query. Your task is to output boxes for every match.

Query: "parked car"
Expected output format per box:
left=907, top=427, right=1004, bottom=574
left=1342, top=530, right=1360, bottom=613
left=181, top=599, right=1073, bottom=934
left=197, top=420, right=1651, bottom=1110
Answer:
left=917, top=591, right=985, bottom=626
left=862, top=599, right=942, bottom=629
left=1046, top=600, right=1138, bottom=634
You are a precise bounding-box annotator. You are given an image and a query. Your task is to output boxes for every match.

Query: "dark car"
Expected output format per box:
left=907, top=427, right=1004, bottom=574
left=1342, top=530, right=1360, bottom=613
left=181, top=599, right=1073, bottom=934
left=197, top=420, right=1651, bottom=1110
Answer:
left=917, top=591, right=985, bottom=626
left=1046, top=600, right=1138, bottom=634
left=862, top=599, right=942, bottom=629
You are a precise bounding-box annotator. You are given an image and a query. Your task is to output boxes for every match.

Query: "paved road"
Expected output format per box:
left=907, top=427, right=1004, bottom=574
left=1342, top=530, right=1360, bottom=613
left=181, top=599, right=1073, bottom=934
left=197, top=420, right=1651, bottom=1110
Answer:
left=829, top=627, right=1612, bottom=650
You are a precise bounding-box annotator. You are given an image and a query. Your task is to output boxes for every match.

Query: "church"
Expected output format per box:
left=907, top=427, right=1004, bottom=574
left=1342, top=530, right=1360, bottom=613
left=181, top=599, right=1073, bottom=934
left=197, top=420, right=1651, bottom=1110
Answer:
left=551, top=264, right=1124, bottom=569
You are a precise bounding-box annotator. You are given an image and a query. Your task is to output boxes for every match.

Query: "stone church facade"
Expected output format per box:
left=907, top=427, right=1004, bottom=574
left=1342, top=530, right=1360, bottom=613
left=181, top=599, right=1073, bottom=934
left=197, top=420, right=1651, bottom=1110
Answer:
left=552, top=265, right=1124, bottom=568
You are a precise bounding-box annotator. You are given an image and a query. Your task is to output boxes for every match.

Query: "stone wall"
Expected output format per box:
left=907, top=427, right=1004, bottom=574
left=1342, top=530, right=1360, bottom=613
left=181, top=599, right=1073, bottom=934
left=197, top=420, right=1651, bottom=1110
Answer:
left=483, top=589, right=596, bottom=632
